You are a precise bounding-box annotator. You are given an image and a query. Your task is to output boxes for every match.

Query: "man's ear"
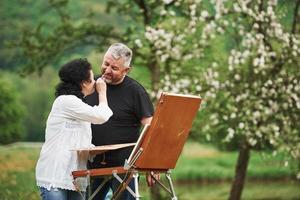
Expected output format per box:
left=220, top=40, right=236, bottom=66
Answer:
left=125, top=66, right=131, bottom=74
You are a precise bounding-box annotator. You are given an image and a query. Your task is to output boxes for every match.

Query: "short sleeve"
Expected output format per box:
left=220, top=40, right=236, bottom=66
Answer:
left=133, top=88, right=154, bottom=120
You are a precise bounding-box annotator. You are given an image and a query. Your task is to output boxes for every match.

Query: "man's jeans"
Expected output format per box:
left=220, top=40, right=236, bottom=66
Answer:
left=88, top=176, right=135, bottom=200
left=87, top=148, right=135, bottom=200
left=39, top=187, right=85, bottom=200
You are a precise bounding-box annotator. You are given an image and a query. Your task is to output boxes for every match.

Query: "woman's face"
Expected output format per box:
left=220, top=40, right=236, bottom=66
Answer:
left=82, top=70, right=95, bottom=96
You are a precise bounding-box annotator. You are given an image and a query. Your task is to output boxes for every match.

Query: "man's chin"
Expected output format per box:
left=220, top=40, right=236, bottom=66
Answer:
left=103, top=76, right=124, bottom=85
left=101, top=75, right=112, bottom=82
left=103, top=79, right=112, bottom=84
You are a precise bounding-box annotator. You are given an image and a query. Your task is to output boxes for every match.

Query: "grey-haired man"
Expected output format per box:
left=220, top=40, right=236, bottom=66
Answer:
left=86, top=43, right=157, bottom=200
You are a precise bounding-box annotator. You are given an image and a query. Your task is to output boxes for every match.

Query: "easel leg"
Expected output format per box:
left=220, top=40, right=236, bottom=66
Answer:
left=166, top=170, right=177, bottom=200
left=133, top=170, right=141, bottom=200
left=112, top=172, right=136, bottom=200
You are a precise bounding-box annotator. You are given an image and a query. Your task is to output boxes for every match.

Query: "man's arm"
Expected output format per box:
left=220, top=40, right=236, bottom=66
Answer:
left=141, top=116, right=152, bottom=125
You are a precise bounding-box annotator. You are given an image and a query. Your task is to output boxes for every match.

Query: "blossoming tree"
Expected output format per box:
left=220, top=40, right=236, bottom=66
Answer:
left=200, top=1, right=300, bottom=199
left=148, top=1, right=300, bottom=199
left=129, top=0, right=300, bottom=199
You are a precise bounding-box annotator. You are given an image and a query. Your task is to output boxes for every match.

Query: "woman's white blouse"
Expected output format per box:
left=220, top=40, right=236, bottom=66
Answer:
left=36, top=95, right=112, bottom=191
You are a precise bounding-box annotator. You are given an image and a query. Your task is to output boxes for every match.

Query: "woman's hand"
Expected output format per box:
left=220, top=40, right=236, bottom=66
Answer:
left=95, top=77, right=107, bottom=94
left=96, top=77, right=108, bottom=105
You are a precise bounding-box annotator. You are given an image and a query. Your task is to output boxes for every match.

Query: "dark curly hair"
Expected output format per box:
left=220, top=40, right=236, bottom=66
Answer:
left=55, top=58, right=92, bottom=99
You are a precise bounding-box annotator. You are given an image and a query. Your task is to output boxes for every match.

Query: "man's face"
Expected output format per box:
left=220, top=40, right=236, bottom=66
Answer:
left=101, top=53, right=129, bottom=85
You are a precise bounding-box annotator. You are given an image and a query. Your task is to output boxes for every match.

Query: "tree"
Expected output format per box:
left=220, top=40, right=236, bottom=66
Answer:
left=13, top=0, right=121, bottom=75
left=0, top=75, right=25, bottom=144
left=141, top=1, right=300, bottom=199
left=192, top=1, right=300, bottom=199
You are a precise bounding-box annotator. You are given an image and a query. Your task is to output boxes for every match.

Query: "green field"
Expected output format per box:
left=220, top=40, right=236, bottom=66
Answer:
left=0, top=142, right=299, bottom=200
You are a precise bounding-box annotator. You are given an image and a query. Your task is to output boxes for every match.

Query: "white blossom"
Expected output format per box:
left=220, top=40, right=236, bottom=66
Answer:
left=163, top=0, right=174, bottom=5
left=225, top=128, right=235, bottom=142
left=134, top=39, right=143, bottom=48
left=201, top=10, right=209, bottom=18
left=248, top=138, right=257, bottom=146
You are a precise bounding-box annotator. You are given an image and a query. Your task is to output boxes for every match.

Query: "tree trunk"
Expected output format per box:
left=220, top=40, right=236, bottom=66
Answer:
left=150, top=184, right=163, bottom=200
left=228, top=144, right=251, bottom=200
left=148, top=48, right=162, bottom=199
left=150, top=63, right=160, bottom=93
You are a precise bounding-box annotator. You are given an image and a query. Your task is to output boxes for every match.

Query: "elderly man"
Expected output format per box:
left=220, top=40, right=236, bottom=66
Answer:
left=86, top=43, right=156, bottom=200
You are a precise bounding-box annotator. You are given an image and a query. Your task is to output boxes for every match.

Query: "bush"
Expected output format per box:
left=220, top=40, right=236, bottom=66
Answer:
left=0, top=75, right=24, bottom=144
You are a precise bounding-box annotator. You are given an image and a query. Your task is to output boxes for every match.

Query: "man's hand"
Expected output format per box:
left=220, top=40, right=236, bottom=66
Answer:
left=146, top=171, right=160, bottom=187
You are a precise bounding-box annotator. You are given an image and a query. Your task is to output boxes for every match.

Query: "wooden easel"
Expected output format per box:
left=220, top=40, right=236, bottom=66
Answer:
left=72, top=92, right=202, bottom=200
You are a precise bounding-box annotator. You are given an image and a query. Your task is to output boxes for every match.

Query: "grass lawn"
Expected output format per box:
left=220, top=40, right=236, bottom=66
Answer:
left=0, top=142, right=299, bottom=200
left=173, top=142, right=296, bottom=181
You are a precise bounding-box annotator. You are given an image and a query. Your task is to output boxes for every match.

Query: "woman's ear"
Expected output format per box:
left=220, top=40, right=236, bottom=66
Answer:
left=81, top=81, right=88, bottom=89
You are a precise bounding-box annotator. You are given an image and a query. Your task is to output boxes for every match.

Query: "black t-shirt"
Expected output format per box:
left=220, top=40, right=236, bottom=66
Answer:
left=85, top=76, right=154, bottom=167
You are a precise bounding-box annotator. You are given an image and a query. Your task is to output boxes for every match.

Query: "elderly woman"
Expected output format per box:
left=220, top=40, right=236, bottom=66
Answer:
left=36, top=58, right=112, bottom=200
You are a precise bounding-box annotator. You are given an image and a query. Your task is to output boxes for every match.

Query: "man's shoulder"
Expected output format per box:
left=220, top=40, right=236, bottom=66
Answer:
left=125, top=76, right=148, bottom=92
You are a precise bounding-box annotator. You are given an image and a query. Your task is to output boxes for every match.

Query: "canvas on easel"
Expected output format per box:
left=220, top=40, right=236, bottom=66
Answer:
left=72, top=92, right=202, bottom=200
left=131, top=93, right=201, bottom=170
